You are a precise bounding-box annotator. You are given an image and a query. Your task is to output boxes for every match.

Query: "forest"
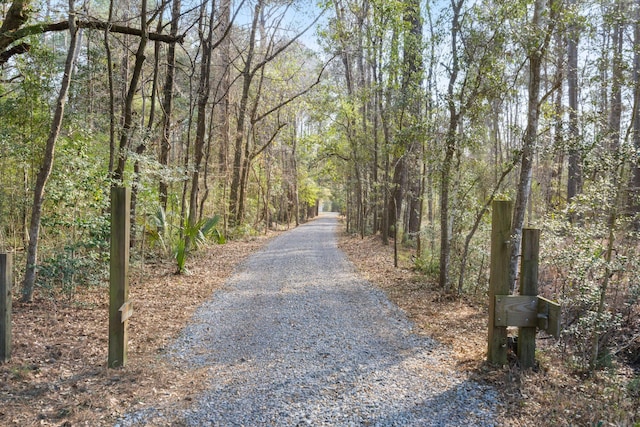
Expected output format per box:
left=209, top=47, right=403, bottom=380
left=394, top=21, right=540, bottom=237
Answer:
left=0, top=0, right=639, bottom=398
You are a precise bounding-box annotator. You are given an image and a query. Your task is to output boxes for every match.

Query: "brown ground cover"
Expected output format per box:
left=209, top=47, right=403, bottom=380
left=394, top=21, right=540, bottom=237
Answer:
left=0, top=233, right=279, bottom=426
left=337, top=232, right=640, bottom=427
left=1, top=221, right=638, bottom=426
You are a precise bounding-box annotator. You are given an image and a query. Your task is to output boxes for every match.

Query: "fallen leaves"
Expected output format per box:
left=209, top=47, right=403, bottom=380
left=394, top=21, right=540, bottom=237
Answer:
left=0, top=232, right=279, bottom=426
left=337, top=230, right=639, bottom=426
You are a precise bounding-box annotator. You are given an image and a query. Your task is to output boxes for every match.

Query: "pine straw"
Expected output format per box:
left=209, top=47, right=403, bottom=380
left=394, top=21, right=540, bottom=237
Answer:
left=337, top=232, right=640, bottom=427
left=0, top=232, right=280, bottom=426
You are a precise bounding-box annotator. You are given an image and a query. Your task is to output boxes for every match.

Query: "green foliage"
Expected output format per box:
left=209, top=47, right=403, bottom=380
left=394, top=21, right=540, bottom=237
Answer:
left=28, top=122, right=112, bottom=298
left=35, top=208, right=110, bottom=299
left=628, top=376, right=640, bottom=399
left=174, top=238, right=188, bottom=275
left=174, top=215, right=225, bottom=274
left=145, top=208, right=168, bottom=253
left=413, top=254, right=439, bottom=278
left=542, top=181, right=640, bottom=372
left=229, top=222, right=261, bottom=240
left=36, top=243, right=108, bottom=300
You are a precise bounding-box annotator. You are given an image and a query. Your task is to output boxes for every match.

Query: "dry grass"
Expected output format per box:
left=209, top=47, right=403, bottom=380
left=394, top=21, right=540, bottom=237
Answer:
left=337, top=231, right=640, bottom=427
left=0, top=232, right=280, bottom=426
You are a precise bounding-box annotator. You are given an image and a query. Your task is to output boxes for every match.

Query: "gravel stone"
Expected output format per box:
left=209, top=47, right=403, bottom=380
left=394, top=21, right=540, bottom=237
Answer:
left=118, top=213, right=499, bottom=426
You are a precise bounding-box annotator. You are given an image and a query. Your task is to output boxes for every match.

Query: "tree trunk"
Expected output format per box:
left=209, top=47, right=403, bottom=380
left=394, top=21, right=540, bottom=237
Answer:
left=159, top=0, right=181, bottom=211
left=439, top=0, right=463, bottom=291
left=439, top=124, right=457, bottom=291
left=104, top=0, right=116, bottom=175
left=131, top=15, right=163, bottom=249
left=608, top=2, right=623, bottom=152
left=509, top=0, right=555, bottom=292
left=630, top=0, right=640, bottom=225
left=566, top=0, right=581, bottom=205
left=112, top=0, right=148, bottom=183
left=403, top=0, right=423, bottom=240
left=229, top=0, right=261, bottom=225
left=186, top=0, right=214, bottom=248
left=22, top=0, right=79, bottom=302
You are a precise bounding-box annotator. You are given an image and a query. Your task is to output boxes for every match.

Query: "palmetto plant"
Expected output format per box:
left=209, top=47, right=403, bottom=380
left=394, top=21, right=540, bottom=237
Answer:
left=174, top=214, right=225, bottom=274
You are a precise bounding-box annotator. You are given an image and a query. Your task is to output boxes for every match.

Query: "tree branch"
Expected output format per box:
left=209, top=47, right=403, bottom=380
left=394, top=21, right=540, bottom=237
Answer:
left=251, top=56, right=335, bottom=125
left=0, top=42, right=29, bottom=64
left=67, top=19, right=183, bottom=43
left=0, top=18, right=184, bottom=64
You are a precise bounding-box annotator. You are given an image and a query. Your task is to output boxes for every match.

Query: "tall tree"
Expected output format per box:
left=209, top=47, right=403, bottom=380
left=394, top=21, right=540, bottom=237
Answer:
left=439, top=0, right=464, bottom=291
left=631, top=0, right=640, bottom=223
left=509, top=0, right=558, bottom=292
left=186, top=0, right=215, bottom=248
left=21, top=0, right=80, bottom=301
left=228, top=1, right=324, bottom=225
left=112, top=0, right=149, bottom=182
left=159, top=0, right=182, bottom=211
left=566, top=0, right=581, bottom=204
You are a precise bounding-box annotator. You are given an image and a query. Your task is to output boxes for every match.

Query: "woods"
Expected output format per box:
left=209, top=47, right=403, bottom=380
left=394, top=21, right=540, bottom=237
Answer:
left=318, top=0, right=640, bottom=375
left=0, top=0, right=639, bottom=396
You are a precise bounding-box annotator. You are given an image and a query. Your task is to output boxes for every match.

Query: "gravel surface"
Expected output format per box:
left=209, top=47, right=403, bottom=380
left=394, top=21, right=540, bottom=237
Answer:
left=118, top=213, right=499, bottom=426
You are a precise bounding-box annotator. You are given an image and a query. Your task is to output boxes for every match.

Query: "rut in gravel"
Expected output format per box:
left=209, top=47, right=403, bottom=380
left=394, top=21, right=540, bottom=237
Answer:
left=120, top=213, right=499, bottom=426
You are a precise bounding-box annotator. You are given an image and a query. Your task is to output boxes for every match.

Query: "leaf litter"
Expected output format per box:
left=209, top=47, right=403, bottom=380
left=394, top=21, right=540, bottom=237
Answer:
left=1, top=223, right=638, bottom=426
left=0, top=233, right=279, bottom=426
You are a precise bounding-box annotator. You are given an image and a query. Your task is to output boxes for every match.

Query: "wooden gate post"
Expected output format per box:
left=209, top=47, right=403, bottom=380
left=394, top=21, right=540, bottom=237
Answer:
left=519, top=228, right=540, bottom=368
left=109, top=187, right=131, bottom=368
left=488, top=200, right=512, bottom=365
left=1, top=253, right=13, bottom=362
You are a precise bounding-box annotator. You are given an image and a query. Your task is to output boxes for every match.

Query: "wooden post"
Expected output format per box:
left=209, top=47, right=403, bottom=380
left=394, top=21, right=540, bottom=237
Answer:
left=488, top=200, right=512, bottom=365
left=1, top=253, right=12, bottom=363
left=109, top=187, right=130, bottom=368
left=519, top=228, right=540, bottom=368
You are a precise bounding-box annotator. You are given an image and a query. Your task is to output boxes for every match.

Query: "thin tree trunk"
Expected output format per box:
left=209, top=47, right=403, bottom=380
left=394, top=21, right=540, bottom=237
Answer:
left=608, top=2, right=623, bottom=152
left=457, top=161, right=516, bottom=294
left=590, top=0, right=626, bottom=369
left=186, top=0, right=214, bottom=248
left=630, top=0, right=640, bottom=225
left=509, top=0, right=555, bottom=292
left=112, top=0, right=148, bottom=183
left=567, top=0, right=581, bottom=205
left=105, top=0, right=116, bottom=175
left=159, top=0, right=181, bottom=211
left=131, top=15, right=163, bottom=249
left=22, top=0, right=79, bottom=301
left=439, top=0, right=463, bottom=291
left=229, top=0, right=261, bottom=225
left=215, top=0, right=231, bottom=232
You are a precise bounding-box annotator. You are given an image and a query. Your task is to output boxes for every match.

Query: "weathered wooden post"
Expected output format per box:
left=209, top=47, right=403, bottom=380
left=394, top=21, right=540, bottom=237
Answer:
left=109, top=187, right=131, bottom=368
left=488, top=200, right=512, bottom=365
left=519, top=228, right=540, bottom=369
left=1, top=253, right=12, bottom=363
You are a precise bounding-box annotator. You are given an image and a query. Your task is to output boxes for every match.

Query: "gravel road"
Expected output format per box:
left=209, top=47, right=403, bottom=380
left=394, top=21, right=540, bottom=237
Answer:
left=119, top=213, right=499, bottom=426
